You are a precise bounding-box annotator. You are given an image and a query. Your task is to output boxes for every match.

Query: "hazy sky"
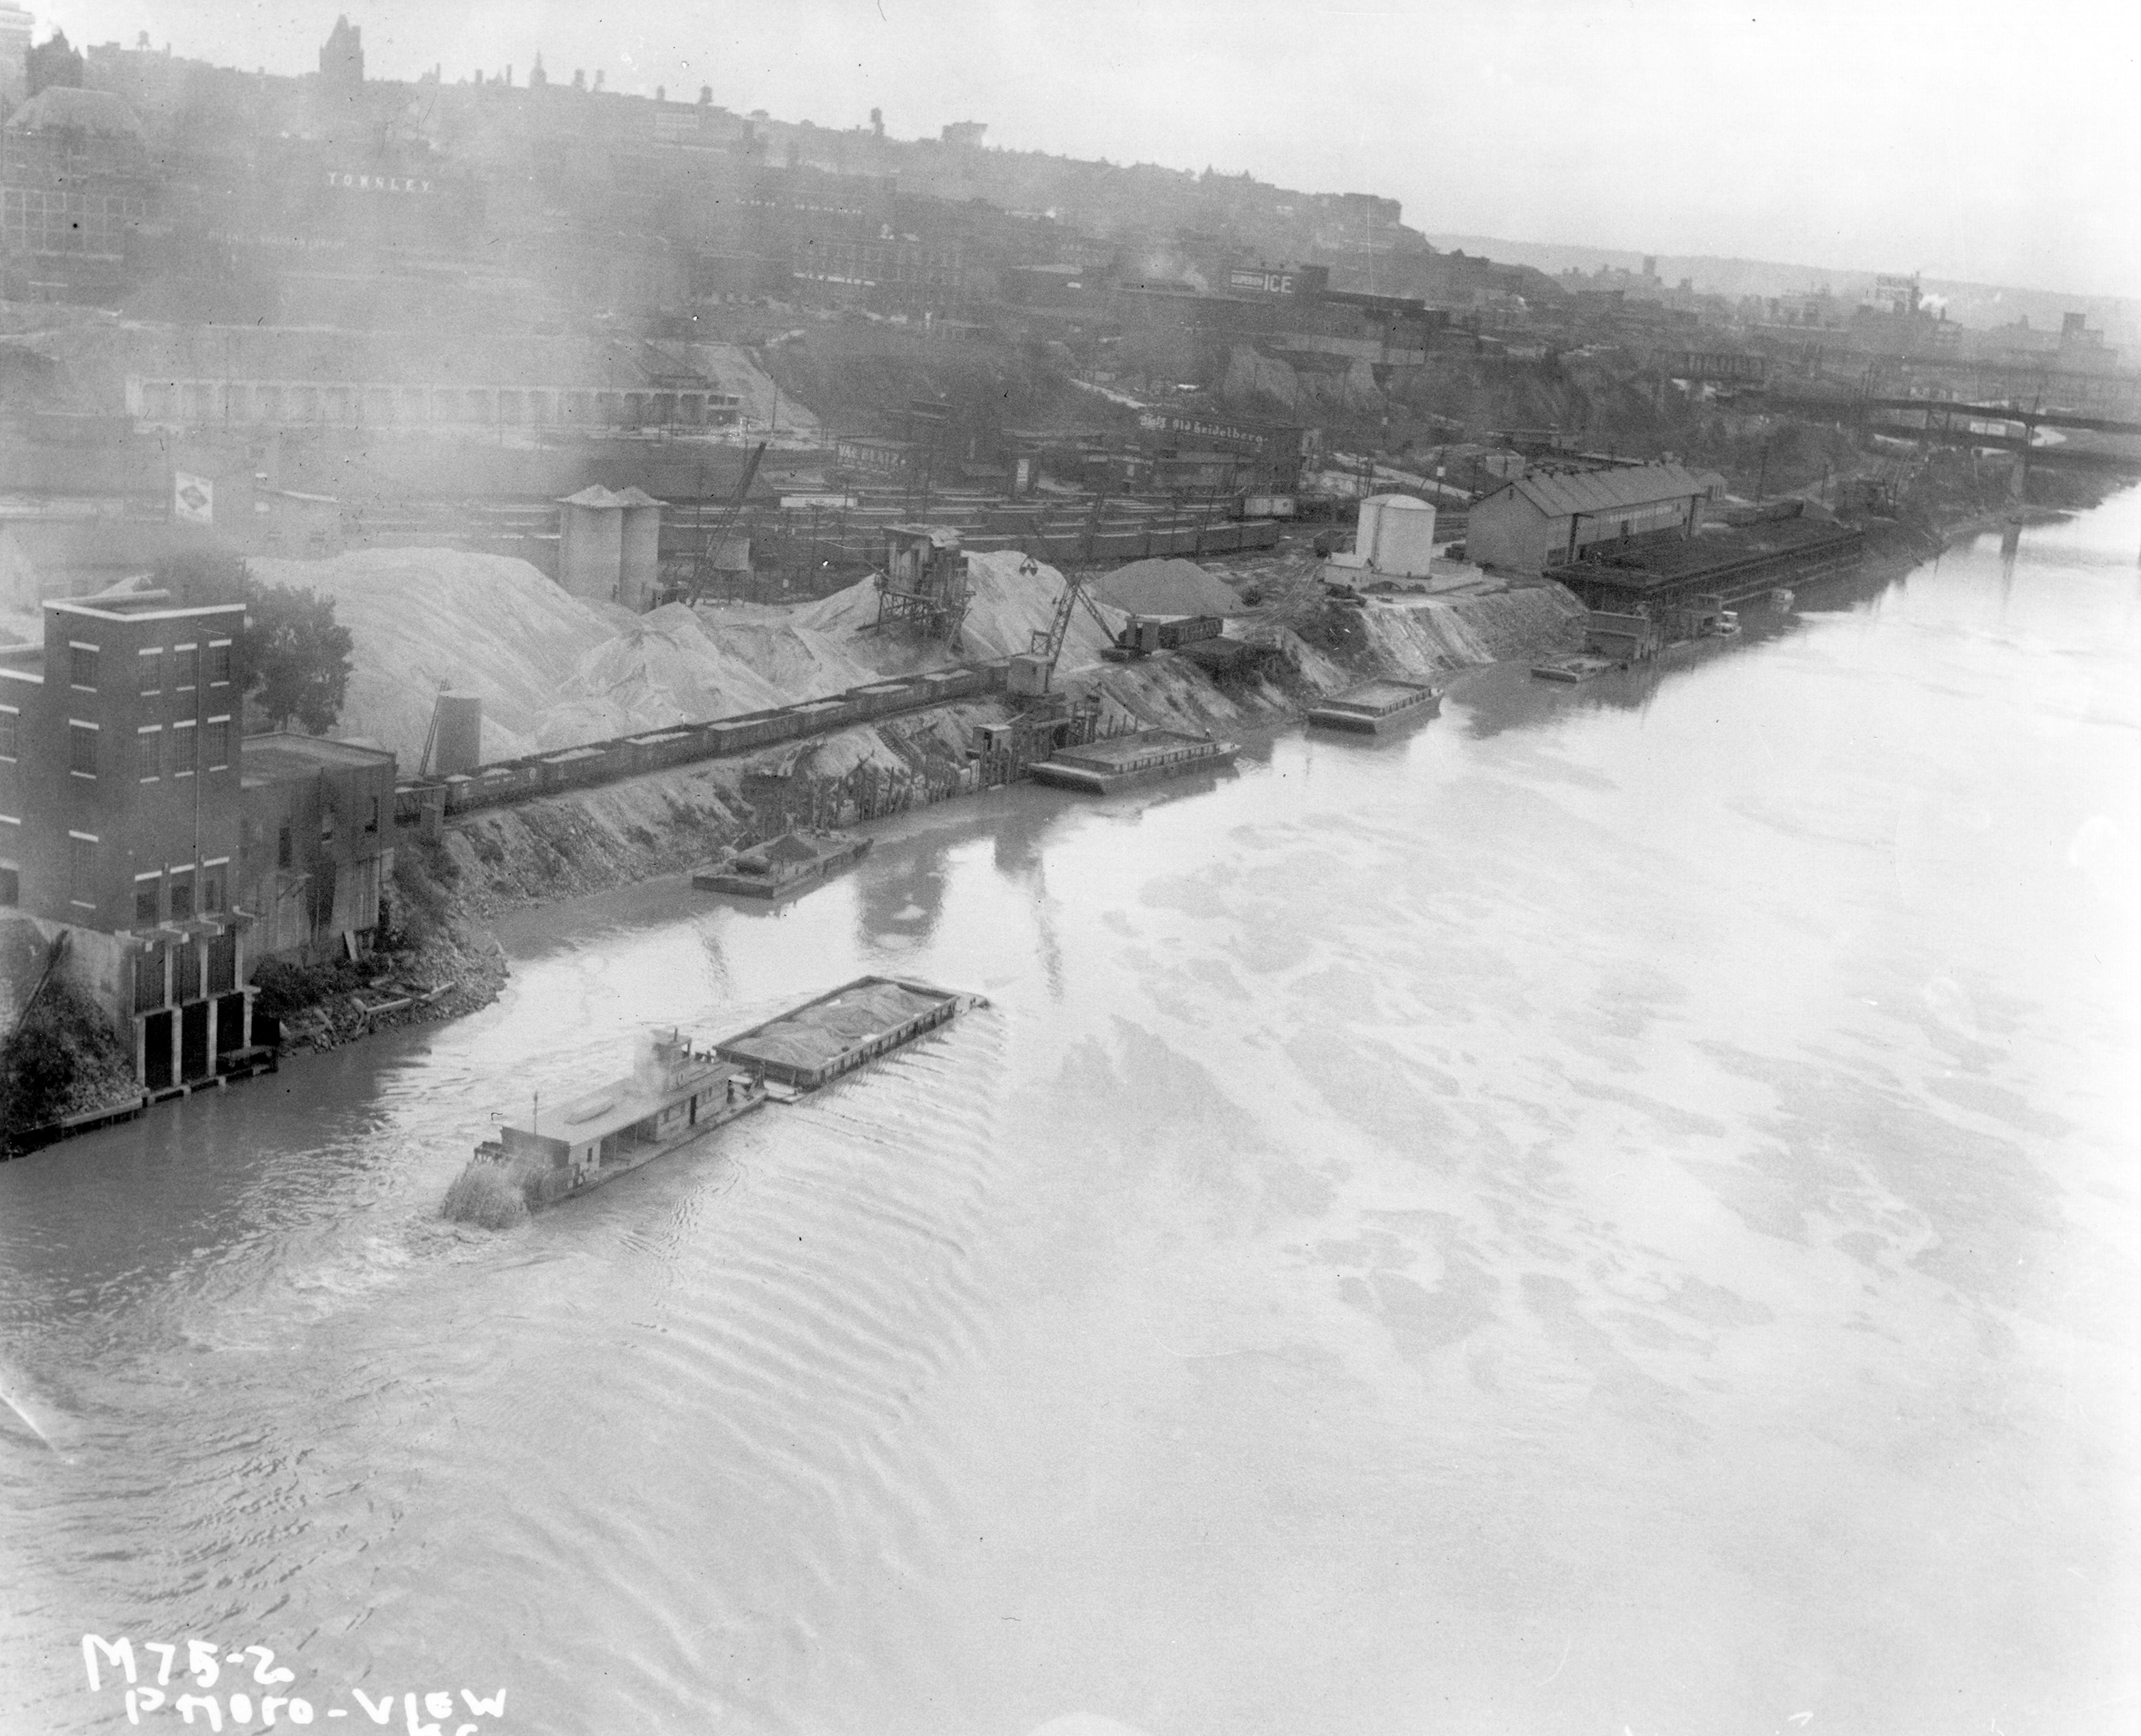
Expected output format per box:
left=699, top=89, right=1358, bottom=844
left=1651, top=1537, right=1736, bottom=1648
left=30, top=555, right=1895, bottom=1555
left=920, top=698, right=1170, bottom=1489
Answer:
left=41, top=0, right=2141, bottom=298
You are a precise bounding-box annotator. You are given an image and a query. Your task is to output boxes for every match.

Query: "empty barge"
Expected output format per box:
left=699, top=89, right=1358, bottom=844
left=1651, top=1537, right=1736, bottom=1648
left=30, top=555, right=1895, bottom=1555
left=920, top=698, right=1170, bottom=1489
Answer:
left=1307, top=679, right=1442, bottom=733
left=450, top=1029, right=768, bottom=1213
left=714, top=975, right=986, bottom=1095
left=693, top=829, right=871, bottom=899
left=1027, top=729, right=1238, bottom=794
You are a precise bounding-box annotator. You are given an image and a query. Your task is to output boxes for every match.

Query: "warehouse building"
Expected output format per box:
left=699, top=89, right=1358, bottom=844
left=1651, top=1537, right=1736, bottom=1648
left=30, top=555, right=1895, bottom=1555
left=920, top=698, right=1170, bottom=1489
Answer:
left=1467, top=462, right=1709, bottom=575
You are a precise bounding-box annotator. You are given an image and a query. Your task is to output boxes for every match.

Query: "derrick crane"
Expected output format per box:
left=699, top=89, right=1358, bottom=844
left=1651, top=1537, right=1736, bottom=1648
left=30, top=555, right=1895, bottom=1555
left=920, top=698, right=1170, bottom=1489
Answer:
left=674, top=441, right=767, bottom=606
left=1007, top=557, right=1113, bottom=697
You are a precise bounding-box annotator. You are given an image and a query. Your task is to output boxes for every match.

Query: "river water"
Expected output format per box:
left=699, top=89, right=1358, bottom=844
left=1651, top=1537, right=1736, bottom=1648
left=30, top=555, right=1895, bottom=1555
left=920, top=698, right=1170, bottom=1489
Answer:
left=4, top=493, right=2140, bottom=1736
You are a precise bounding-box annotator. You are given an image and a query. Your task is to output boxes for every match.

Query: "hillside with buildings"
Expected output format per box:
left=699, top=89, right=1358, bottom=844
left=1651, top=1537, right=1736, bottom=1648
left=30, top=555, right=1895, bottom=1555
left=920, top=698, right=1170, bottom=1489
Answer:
left=0, top=9, right=2136, bottom=1131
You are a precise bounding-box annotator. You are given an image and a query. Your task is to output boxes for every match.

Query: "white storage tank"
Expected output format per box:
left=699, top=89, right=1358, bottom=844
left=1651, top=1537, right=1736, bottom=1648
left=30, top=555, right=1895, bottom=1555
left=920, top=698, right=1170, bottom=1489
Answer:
left=1355, top=493, right=1437, bottom=577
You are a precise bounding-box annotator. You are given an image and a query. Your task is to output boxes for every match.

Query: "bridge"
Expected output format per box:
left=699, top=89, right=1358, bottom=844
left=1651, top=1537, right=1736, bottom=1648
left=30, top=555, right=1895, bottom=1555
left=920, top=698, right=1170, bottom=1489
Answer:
left=1755, top=393, right=2141, bottom=474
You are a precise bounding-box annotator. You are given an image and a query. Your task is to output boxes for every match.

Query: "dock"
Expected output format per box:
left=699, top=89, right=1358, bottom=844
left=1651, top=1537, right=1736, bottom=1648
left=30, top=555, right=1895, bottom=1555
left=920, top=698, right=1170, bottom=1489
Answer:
left=1027, top=729, right=1239, bottom=794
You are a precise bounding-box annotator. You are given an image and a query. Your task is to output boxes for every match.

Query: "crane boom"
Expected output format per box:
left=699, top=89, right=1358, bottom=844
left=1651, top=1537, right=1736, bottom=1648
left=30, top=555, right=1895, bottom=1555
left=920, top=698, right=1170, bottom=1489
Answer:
left=682, top=441, right=767, bottom=605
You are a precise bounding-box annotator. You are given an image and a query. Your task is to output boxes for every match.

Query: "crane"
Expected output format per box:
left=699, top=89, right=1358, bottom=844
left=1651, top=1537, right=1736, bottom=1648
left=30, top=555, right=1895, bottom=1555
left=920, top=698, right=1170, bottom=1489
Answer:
left=673, top=441, right=767, bottom=606
left=1008, top=557, right=1115, bottom=697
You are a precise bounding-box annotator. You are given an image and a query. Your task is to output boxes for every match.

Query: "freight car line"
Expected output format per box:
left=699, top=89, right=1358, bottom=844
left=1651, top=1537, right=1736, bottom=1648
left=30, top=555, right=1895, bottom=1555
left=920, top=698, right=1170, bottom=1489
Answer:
left=394, top=661, right=1013, bottom=828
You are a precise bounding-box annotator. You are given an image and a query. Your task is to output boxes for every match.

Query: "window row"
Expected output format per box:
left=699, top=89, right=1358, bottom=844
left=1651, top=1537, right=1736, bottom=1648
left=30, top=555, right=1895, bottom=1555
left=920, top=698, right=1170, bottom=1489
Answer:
left=66, top=719, right=232, bottom=778
left=0, top=191, right=148, bottom=219
left=132, top=861, right=228, bottom=928
left=67, top=641, right=234, bottom=695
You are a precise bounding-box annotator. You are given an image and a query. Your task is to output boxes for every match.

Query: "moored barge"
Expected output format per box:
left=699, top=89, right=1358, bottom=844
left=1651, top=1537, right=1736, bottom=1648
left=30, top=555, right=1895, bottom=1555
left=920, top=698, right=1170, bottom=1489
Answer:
left=1306, top=679, right=1442, bottom=733
left=1027, top=729, right=1238, bottom=794
left=692, top=829, right=871, bottom=899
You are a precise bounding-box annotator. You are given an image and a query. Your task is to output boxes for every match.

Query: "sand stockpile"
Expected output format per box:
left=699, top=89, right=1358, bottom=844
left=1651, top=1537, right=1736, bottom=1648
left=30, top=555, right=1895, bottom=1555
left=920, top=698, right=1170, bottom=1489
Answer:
left=706, top=617, right=878, bottom=699
left=253, top=549, right=841, bottom=766
left=1093, top=557, right=1244, bottom=618
left=791, top=549, right=1125, bottom=676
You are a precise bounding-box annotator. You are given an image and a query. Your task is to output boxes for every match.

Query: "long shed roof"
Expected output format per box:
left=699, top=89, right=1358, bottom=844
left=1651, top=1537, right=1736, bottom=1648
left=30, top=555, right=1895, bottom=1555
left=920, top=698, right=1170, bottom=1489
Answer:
left=1492, top=462, right=1706, bottom=520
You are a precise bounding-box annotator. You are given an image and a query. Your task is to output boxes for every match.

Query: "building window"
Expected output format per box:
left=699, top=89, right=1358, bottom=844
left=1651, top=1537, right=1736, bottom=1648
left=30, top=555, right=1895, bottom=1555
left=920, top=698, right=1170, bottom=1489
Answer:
left=69, top=643, right=98, bottom=689
left=175, top=644, right=198, bottom=689
left=276, top=823, right=292, bottom=870
left=69, top=835, right=96, bottom=907
left=168, top=868, right=194, bottom=923
left=172, top=721, right=196, bottom=776
left=69, top=722, right=97, bottom=777
left=134, top=874, right=160, bottom=926
left=206, top=641, right=233, bottom=686
left=201, top=862, right=226, bottom=912
left=0, top=706, right=16, bottom=761
left=366, top=796, right=380, bottom=836
left=204, top=718, right=231, bottom=769
left=135, top=726, right=162, bottom=781
left=0, top=862, right=16, bottom=905
left=138, top=648, right=163, bottom=695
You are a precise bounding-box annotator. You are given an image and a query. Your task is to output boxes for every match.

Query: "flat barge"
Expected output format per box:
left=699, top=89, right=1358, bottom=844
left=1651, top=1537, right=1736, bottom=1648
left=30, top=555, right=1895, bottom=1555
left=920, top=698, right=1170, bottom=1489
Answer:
left=1307, top=679, right=1442, bottom=733
left=1530, top=654, right=1619, bottom=684
left=450, top=1029, right=767, bottom=1213
left=1027, top=729, right=1238, bottom=794
left=692, top=828, right=871, bottom=899
left=713, top=975, right=985, bottom=1096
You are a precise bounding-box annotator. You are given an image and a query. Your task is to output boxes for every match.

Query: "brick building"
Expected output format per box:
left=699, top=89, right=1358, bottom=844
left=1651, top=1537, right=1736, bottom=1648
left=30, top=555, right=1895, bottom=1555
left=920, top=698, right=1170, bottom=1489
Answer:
left=0, top=584, right=262, bottom=1089
left=0, top=85, right=151, bottom=301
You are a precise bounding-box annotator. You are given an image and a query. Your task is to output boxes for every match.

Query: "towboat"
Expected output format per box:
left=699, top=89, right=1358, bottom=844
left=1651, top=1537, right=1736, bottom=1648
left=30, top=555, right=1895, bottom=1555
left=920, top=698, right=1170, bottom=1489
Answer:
left=1307, top=679, right=1442, bottom=734
left=693, top=828, right=871, bottom=899
left=451, top=1029, right=767, bottom=1212
left=1027, top=729, right=1239, bottom=794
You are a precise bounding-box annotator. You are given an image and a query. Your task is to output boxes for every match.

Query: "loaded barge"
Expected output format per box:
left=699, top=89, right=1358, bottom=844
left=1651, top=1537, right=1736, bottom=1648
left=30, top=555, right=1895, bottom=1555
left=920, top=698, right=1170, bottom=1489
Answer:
left=1028, top=729, right=1238, bottom=794
left=713, top=975, right=985, bottom=1097
left=1307, top=679, right=1442, bottom=734
left=692, top=829, right=871, bottom=899
left=445, top=978, right=985, bottom=1216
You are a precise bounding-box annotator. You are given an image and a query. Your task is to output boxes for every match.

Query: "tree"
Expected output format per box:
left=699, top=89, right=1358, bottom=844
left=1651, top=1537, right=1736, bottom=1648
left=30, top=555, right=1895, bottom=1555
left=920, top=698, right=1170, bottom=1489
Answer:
left=244, top=579, right=354, bottom=736
left=150, top=550, right=354, bottom=736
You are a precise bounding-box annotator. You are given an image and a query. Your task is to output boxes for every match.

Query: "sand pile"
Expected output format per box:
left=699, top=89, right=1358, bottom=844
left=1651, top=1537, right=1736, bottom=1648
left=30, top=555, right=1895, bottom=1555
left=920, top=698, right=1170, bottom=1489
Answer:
left=792, top=549, right=1124, bottom=676
left=1093, top=557, right=1245, bottom=617
left=705, top=617, right=877, bottom=699
left=253, top=549, right=841, bottom=766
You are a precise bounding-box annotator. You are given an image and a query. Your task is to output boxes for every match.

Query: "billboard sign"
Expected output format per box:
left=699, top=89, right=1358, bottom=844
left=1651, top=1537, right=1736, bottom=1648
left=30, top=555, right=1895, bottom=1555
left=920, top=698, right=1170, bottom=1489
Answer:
left=173, top=472, right=214, bottom=526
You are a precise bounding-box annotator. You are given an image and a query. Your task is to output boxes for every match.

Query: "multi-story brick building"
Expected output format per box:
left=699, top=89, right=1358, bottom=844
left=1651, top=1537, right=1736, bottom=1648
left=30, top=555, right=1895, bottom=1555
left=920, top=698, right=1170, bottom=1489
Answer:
left=0, top=585, right=262, bottom=1090
left=0, top=85, right=151, bottom=301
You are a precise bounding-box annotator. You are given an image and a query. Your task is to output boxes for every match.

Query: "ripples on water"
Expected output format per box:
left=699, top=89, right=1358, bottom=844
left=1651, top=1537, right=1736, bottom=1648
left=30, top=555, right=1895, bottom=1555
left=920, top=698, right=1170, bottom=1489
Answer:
left=4, top=497, right=2140, bottom=1735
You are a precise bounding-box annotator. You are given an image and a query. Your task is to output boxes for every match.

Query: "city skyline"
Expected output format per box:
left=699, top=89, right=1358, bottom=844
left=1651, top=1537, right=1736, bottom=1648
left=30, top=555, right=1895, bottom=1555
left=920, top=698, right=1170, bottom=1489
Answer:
left=33, top=0, right=2141, bottom=303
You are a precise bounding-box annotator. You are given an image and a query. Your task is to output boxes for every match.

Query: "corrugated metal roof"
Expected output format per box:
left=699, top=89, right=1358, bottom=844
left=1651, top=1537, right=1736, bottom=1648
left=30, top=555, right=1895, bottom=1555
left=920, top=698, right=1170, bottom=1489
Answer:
left=1501, top=463, right=1707, bottom=520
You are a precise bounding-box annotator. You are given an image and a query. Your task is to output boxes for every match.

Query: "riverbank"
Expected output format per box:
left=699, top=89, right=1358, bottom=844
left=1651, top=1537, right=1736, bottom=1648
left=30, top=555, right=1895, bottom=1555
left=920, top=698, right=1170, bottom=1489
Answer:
left=394, top=582, right=1586, bottom=929
left=373, top=485, right=2097, bottom=1044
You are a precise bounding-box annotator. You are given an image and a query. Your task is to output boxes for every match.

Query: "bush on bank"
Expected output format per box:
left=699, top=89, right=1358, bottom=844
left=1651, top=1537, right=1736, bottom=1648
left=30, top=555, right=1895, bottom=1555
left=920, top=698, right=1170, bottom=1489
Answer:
left=0, top=987, right=138, bottom=1149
